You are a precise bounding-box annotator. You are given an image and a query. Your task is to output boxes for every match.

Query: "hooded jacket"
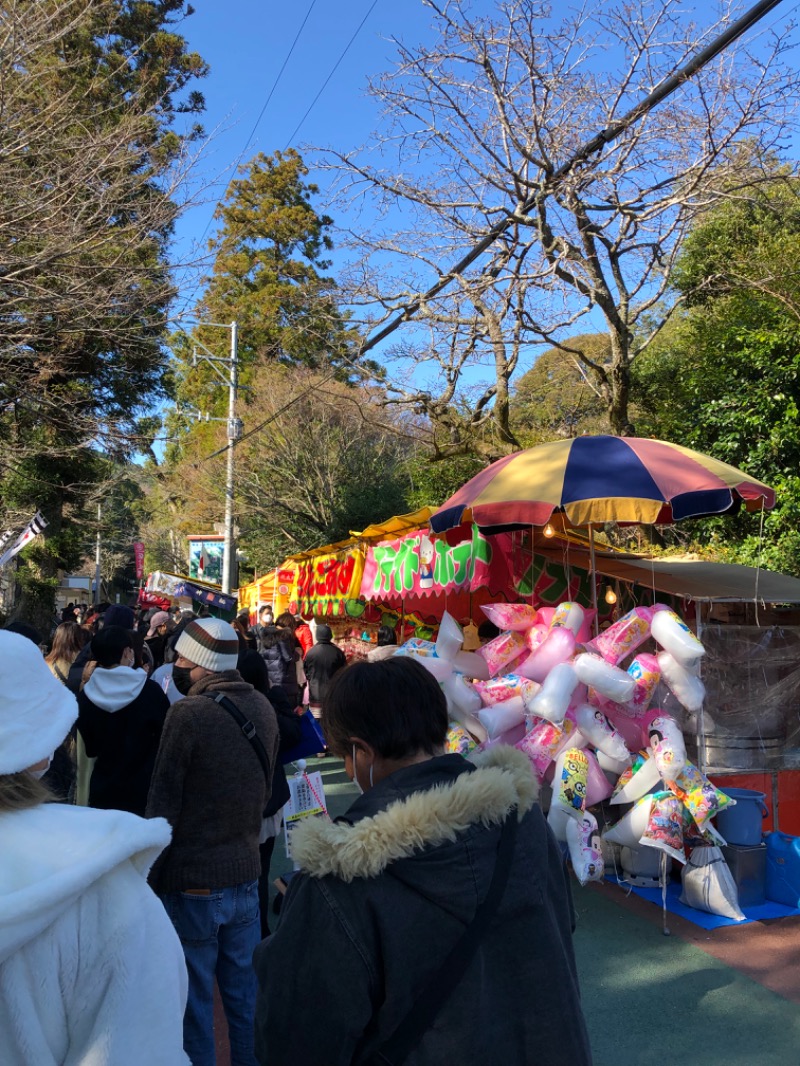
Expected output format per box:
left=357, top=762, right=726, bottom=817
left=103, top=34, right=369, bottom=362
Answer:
left=0, top=804, right=188, bottom=1065
left=254, top=746, right=592, bottom=1066
left=77, top=666, right=169, bottom=816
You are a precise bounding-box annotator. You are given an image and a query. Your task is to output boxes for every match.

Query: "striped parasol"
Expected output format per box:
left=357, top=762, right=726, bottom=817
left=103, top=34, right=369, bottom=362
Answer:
left=430, top=436, right=775, bottom=534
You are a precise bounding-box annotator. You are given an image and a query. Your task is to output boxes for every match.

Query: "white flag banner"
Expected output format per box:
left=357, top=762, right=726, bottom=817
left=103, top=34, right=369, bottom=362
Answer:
left=0, top=511, right=48, bottom=567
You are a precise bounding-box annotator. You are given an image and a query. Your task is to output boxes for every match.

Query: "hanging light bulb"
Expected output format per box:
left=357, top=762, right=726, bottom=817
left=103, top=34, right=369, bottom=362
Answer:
left=605, top=585, right=617, bottom=605
left=543, top=522, right=555, bottom=538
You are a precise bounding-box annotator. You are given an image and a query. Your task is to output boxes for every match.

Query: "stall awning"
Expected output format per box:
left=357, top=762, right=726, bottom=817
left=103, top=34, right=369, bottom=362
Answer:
left=537, top=546, right=800, bottom=603
left=350, top=507, right=435, bottom=541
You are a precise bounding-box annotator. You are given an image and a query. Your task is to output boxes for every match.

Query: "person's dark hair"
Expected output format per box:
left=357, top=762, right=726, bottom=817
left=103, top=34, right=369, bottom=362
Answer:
left=4, top=621, right=43, bottom=646
left=322, top=657, right=448, bottom=760
left=477, top=620, right=500, bottom=642
left=131, top=631, right=153, bottom=673
left=259, top=624, right=284, bottom=651
left=91, top=625, right=134, bottom=668
left=376, top=625, right=397, bottom=647
left=275, top=611, right=296, bottom=632
left=45, top=621, right=89, bottom=664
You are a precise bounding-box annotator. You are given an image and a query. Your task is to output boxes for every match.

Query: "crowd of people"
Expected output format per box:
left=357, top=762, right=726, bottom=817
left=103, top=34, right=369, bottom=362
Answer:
left=0, top=600, right=592, bottom=1065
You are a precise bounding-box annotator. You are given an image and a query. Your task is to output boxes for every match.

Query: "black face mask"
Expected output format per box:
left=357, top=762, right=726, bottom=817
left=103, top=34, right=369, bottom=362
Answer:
left=172, top=665, right=195, bottom=696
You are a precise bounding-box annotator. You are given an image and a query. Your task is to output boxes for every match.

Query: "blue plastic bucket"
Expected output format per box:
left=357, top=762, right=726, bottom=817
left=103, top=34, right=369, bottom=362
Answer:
left=716, top=788, right=769, bottom=846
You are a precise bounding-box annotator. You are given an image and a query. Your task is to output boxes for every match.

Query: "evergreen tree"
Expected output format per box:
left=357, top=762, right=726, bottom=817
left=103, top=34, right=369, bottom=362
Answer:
left=182, top=149, right=359, bottom=408
left=0, top=0, right=207, bottom=627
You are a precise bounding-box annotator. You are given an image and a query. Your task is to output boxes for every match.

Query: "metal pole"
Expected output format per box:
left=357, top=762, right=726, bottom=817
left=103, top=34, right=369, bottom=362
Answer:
left=222, top=321, right=238, bottom=595
left=695, top=599, right=707, bottom=774
left=94, top=503, right=102, bottom=604
left=588, top=525, right=599, bottom=637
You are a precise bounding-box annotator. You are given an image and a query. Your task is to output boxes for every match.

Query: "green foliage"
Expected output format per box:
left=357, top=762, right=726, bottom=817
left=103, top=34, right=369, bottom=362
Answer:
left=510, top=336, right=611, bottom=443
left=232, top=370, right=415, bottom=570
left=632, top=179, right=800, bottom=575
left=0, top=0, right=207, bottom=621
left=185, top=150, right=359, bottom=399
left=404, top=453, right=485, bottom=512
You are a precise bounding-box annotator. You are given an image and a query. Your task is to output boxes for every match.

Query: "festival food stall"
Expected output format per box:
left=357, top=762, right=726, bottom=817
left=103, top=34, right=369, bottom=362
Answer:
left=141, top=570, right=237, bottom=618
left=416, top=436, right=800, bottom=922
left=234, top=435, right=800, bottom=921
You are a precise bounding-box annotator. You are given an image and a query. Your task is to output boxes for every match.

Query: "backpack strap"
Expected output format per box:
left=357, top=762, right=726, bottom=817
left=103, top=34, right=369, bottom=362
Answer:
left=205, top=692, right=271, bottom=786
left=369, top=810, right=518, bottom=1066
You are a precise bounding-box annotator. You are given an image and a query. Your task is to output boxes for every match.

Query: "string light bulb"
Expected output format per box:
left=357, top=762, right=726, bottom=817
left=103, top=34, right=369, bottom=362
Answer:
left=543, top=522, right=555, bottom=538
left=604, top=585, right=617, bottom=605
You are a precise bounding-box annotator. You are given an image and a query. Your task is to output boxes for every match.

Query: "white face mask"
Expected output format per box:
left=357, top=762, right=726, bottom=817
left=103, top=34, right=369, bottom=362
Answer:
left=352, top=744, right=374, bottom=795
left=29, top=754, right=53, bottom=780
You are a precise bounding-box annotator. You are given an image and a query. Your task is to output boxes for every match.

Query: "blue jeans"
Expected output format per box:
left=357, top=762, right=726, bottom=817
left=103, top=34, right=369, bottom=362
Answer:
left=163, top=881, right=260, bottom=1066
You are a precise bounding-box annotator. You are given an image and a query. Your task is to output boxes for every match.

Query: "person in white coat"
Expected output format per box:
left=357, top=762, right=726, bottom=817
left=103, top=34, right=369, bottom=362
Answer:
left=0, top=630, right=189, bottom=1066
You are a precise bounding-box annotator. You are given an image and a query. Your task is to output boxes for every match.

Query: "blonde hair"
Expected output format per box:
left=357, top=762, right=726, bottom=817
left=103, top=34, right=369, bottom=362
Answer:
left=0, top=771, right=51, bottom=813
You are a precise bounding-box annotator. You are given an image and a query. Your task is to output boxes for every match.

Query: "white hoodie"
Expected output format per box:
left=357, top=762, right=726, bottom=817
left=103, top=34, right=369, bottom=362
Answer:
left=0, top=803, right=189, bottom=1065
left=82, top=664, right=148, bottom=711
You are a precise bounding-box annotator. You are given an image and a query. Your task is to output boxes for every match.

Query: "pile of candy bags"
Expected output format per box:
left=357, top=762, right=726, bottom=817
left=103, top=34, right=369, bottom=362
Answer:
left=395, top=600, right=735, bottom=888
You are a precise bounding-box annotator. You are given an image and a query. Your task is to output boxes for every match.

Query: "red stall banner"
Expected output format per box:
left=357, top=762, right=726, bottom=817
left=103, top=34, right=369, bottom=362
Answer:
left=133, top=541, right=145, bottom=581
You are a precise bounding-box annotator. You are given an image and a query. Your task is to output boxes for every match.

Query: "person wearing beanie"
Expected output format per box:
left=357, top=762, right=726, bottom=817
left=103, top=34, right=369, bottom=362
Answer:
left=0, top=631, right=189, bottom=1065
left=146, top=616, right=279, bottom=1066
left=303, top=624, right=346, bottom=724
left=76, top=625, right=169, bottom=816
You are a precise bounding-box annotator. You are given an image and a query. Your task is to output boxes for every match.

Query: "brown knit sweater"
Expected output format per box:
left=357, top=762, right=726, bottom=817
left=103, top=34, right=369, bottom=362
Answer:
left=146, top=670, right=279, bottom=894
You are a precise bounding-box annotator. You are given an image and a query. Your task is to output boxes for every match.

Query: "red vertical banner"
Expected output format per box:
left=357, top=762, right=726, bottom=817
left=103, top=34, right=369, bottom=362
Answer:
left=133, top=541, right=145, bottom=581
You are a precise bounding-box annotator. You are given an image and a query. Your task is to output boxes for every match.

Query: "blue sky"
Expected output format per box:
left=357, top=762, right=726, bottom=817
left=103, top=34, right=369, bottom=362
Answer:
left=172, top=0, right=438, bottom=312
left=169, top=0, right=800, bottom=385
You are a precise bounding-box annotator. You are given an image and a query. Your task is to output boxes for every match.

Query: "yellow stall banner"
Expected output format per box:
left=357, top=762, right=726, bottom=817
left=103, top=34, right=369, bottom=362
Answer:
left=290, top=548, right=365, bottom=616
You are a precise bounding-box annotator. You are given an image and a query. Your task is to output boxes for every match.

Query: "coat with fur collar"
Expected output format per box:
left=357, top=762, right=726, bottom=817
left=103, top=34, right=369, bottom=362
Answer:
left=254, top=747, right=592, bottom=1066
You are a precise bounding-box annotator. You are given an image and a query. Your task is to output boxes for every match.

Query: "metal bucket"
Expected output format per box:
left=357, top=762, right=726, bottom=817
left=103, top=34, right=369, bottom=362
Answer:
left=695, top=730, right=785, bottom=771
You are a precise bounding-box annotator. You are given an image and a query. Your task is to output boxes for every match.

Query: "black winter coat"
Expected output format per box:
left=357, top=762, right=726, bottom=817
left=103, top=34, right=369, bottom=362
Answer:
left=259, top=633, right=299, bottom=707
left=254, top=747, right=592, bottom=1066
left=303, top=639, right=346, bottom=706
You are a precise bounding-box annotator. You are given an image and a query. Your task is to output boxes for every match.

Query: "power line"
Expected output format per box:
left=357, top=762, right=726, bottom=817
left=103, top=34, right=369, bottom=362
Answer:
left=284, top=0, right=380, bottom=148
left=356, top=0, right=791, bottom=359
left=198, top=0, right=320, bottom=245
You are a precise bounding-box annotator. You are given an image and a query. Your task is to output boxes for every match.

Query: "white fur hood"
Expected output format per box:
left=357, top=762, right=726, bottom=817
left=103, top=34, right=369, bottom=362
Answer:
left=83, top=665, right=148, bottom=710
left=291, top=745, right=538, bottom=883
left=0, top=804, right=171, bottom=961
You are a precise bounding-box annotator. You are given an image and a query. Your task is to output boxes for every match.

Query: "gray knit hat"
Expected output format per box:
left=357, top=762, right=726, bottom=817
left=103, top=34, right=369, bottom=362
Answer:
left=175, top=617, right=240, bottom=672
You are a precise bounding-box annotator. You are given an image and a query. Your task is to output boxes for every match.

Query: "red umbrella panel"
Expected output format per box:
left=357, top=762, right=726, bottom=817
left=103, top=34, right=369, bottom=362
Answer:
left=430, top=436, right=776, bottom=533
left=429, top=436, right=776, bottom=635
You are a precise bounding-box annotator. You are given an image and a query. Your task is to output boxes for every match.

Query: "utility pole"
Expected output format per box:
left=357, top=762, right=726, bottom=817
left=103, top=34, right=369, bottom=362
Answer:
left=223, top=321, right=240, bottom=595
left=188, top=321, right=241, bottom=595
left=94, top=502, right=102, bottom=604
